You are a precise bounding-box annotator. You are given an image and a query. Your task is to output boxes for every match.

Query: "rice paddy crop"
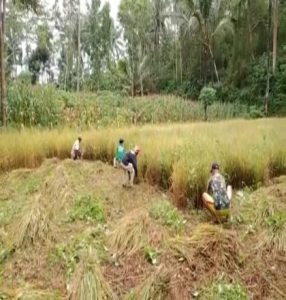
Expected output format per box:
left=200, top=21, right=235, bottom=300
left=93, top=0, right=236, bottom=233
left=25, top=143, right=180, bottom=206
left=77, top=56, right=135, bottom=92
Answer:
left=1, top=119, right=285, bottom=208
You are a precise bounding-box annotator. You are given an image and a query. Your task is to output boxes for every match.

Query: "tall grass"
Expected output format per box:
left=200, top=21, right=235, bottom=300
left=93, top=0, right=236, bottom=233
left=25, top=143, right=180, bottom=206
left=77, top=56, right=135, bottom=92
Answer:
left=7, top=84, right=251, bottom=128
left=1, top=119, right=285, bottom=207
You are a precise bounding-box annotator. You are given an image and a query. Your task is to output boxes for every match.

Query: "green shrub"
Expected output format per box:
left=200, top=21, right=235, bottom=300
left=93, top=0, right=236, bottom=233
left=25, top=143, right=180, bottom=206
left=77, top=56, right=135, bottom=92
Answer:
left=199, top=86, right=217, bottom=106
left=199, top=277, right=248, bottom=300
left=199, top=86, right=217, bottom=120
left=150, top=199, right=185, bottom=232
left=69, top=195, right=105, bottom=223
left=266, top=212, right=286, bottom=233
left=248, top=106, right=264, bottom=119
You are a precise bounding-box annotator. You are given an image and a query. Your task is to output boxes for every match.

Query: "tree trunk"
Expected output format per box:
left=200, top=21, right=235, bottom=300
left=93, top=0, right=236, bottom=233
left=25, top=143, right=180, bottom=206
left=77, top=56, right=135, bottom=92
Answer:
left=76, top=0, right=80, bottom=92
left=179, top=40, right=182, bottom=86
left=0, top=0, right=7, bottom=126
left=140, top=75, right=143, bottom=97
left=265, top=0, right=272, bottom=116
left=204, top=103, right=207, bottom=121
left=272, top=0, right=279, bottom=75
left=208, top=44, right=220, bottom=83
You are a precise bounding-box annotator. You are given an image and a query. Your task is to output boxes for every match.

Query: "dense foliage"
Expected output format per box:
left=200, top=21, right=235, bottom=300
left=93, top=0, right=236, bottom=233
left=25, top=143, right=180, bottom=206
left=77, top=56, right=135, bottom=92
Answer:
left=7, top=83, right=254, bottom=127
left=0, top=0, right=285, bottom=127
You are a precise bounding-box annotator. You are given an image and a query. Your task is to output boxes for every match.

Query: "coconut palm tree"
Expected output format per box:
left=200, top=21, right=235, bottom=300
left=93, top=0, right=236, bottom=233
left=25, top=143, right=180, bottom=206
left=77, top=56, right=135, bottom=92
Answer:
left=170, top=0, right=235, bottom=84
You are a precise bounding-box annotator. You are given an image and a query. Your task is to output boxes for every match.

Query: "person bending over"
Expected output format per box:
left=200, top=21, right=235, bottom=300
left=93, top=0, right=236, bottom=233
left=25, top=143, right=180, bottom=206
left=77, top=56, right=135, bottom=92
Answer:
left=121, top=146, right=140, bottom=187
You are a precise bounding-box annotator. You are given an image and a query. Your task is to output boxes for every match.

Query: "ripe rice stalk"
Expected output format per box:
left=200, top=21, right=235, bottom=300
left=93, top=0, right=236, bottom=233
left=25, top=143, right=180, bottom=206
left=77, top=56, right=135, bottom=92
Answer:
left=167, top=236, right=193, bottom=266
left=270, top=223, right=286, bottom=254
left=168, top=223, right=240, bottom=270
left=42, top=164, right=71, bottom=209
left=14, top=165, right=71, bottom=248
left=108, top=209, right=151, bottom=256
left=254, top=193, right=286, bottom=254
left=125, top=266, right=170, bottom=300
left=15, top=194, right=53, bottom=248
left=69, top=248, right=114, bottom=300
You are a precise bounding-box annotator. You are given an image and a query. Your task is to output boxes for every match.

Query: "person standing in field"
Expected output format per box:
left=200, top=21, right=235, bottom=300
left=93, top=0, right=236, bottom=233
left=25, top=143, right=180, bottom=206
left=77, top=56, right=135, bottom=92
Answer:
left=113, top=138, right=125, bottom=168
left=202, top=162, right=232, bottom=222
left=121, top=146, right=140, bottom=187
left=71, top=137, right=82, bottom=160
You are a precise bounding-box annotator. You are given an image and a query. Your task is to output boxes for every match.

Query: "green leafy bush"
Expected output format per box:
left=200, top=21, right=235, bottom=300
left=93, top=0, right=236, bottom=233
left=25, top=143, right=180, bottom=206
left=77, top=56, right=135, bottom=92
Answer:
left=69, top=195, right=105, bottom=223
left=199, top=86, right=217, bottom=106
left=199, top=86, right=217, bottom=120
left=150, top=199, right=185, bottom=232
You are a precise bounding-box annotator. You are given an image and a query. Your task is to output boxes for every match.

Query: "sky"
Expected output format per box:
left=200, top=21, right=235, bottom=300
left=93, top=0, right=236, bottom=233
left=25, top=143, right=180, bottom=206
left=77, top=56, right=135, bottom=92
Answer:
left=44, top=0, right=120, bottom=22
left=103, top=0, right=120, bottom=22
left=18, top=0, right=122, bottom=81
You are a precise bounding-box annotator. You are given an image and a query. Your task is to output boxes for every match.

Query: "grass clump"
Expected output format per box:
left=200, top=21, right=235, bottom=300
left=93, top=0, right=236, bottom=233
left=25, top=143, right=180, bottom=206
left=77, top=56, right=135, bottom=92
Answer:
left=125, top=266, right=170, bottom=300
left=15, top=194, right=52, bottom=248
left=144, top=246, right=159, bottom=265
left=150, top=199, right=185, bottom=232
left=254, top=193, right=286, bottom=254
left=109, top=209, right=151, bottom=256
left=69, top=195, right=105, bottom=223
left=50, top=226, right=107, bottom=278
left=199, top=276, right=248, bottom=300
left=169, top=223, right=241, bottom=271
left=68, top=248, right=114, bottom=300
left=13, top=165, right=71, bottom=248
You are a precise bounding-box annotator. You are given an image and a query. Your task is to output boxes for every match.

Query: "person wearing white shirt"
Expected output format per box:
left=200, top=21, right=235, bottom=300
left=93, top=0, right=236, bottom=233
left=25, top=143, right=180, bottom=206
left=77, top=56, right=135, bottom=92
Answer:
left=71, top=137, right=82, bottom=160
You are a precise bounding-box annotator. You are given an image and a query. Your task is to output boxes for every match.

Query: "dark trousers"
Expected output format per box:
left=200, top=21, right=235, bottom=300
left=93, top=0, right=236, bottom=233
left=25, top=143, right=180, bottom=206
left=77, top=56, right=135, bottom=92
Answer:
left=73, top=149, right=82, bottom=160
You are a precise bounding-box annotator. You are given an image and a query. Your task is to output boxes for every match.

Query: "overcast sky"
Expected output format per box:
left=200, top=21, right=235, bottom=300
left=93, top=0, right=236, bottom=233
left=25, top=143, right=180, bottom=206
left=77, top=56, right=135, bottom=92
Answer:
left=103, top=0, right=120, bottom=22
left=45, top=0, right=120, bottom=22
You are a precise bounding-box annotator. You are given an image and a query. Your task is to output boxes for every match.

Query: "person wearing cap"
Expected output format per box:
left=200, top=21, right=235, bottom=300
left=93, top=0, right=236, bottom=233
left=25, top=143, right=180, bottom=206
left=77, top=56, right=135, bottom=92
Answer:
left=71, top=137, right=82, bottom=160
left=121, top=146, right=140, bottom=187
left=113, top=138, right=125, bottom=168
left=202, top=162, right=232, bottom=222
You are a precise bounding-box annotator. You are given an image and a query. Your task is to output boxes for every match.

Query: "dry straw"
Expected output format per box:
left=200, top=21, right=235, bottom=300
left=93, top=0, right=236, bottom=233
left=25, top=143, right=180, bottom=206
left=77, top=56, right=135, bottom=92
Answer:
left=108, top=209, right=151, bottom=256
left=168, top=223, right=241, bottom=271
left=124, top=266, right=170, bottom=300
left=14, top=164, right=71, bottom=248
left=68, top=247, right=114, bottom=300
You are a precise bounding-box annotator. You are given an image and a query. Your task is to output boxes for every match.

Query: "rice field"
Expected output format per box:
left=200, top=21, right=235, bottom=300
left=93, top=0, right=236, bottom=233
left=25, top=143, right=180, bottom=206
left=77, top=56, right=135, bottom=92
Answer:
left=0, top=118, right=286, bottom=298
left=1, top=118, right=286, bottom=207
left=0, top=158, right=285, bottom=299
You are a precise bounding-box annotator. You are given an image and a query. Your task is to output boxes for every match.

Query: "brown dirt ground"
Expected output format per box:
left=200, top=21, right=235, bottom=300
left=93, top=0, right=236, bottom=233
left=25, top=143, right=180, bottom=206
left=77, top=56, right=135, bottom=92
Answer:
left=0, top=160, right=285, bottom=299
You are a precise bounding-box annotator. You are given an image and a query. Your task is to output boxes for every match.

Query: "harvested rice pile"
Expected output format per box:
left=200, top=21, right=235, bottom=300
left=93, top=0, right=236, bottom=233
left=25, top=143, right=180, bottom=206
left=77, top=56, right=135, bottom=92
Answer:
left=0, top=160, right=285, bottom=299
